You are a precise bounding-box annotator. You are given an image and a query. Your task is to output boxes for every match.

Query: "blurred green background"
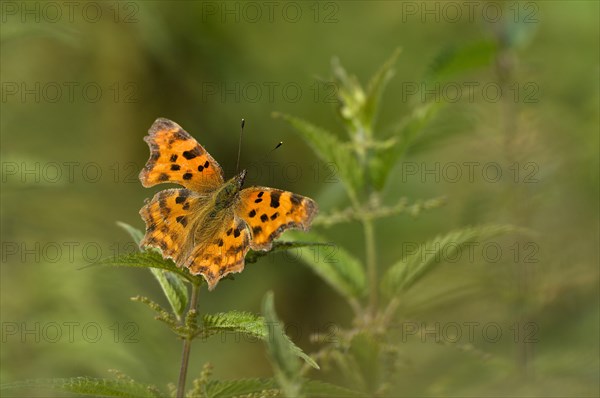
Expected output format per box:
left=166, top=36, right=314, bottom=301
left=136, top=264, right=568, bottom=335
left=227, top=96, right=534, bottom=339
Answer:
left=1, top=1, right=598, bottom=396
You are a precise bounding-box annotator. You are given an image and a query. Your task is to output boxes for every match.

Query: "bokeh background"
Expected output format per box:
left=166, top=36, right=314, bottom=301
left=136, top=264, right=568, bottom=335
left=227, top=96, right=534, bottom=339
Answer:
left=1, top=1, right=598, bottom=396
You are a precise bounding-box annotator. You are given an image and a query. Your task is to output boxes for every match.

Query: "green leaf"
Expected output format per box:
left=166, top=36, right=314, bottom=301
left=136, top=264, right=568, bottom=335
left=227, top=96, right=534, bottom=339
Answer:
left=425, top=40, right=498, bottom=82
left=331, top=57, right=366, bottom=137
left=363, top=49, right=401, bottom=131
left=201, top=310, right=319, bottom=370
left=369, top=102, right=442, bottom=191
left=0, top=377, right=161, bottom=397
left=245, top=241, right=333, bottom=264
left=262, top=292, right=313, bottom=397
left=203, top=378, right=363, bottom=398
left=302, top=380, right=366, bottom=398
left=149, top=268, right=189, bottom=319
left=381, top=225, right=522, bottom=297
left=117, top=222, right=190, bottom=319
left=94, top=250, right=194, bottom=282
left=287, top=231, right=366, bottom=301
left=204, top=378, right=278, bottom=398
left=273, top=112, right=362, bottom=202
left=348, top=333, right=381, bottom=394
left=116, top=221, right=144, bottom=246
left=202, top=311, right=266, bottom=339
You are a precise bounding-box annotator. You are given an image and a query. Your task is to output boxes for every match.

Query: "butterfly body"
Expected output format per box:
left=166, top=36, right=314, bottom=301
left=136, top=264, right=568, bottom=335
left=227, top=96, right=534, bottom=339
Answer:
left=139, top=118, right=318, bottom=290
left=213, top=170, right=246, bottom=213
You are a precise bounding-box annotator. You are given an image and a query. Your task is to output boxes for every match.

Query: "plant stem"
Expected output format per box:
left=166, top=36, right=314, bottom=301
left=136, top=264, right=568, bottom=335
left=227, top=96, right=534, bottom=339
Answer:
left=363, top=218, right=378, bottom=317
left=177, top=282, right=201, bottom=398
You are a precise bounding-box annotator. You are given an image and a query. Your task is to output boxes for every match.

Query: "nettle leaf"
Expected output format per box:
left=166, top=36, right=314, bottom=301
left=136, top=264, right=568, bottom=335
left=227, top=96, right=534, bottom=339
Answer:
left=202, top=311, right=266, bottom=339
left=369, top=102, right=442, bottom=191
left=204, top=378, right=278, bottom=398
left=381, top=225, right=522, bottom=297
left=287, top=232, right=366, bottom=302
left=0, top=377, right=161, bottom=397
left=117, top=222, right=189, bottom=318
left=348, top=333, right=382, bottom=394
left=204, top=378, right=363, bottom=398
left=202, top=310, right=318, bottom=370
left=425, top=40, right=498, bottom=82
left=363, top=49, right=401, bottom=131
left=245, top=241, right=332, bottom=264
left=331, top=57, right=366, bottom=135
left=273, top=112, right=363, bottom=202
left=95, top=250, right=192, bottom=279
left=302, top=380, right=366, bottom=398
left=116, top=221, right=145, bottom=245
left=149, top=268, right=188, bottom=319
left=262, top=292, right=319, bottom=397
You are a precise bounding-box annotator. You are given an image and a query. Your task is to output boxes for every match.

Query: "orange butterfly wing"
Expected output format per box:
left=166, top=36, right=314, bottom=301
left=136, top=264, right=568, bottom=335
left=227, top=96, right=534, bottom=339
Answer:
left=139, top=118, right=224, bottom=193
left=184, top=213, right=251, bottom=290
left=236, top=187, right=318, bottom=251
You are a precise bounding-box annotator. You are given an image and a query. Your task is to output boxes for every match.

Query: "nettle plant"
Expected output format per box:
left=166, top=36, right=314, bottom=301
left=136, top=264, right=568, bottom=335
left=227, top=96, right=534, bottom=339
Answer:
left=5, top=49, right=518, bottom=398
left=272, top=49, right=519, bottom=395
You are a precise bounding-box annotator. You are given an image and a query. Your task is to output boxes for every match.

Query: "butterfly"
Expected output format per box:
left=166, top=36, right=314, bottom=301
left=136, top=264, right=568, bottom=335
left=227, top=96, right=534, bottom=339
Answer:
left=138, top=118, right=318, bottom=290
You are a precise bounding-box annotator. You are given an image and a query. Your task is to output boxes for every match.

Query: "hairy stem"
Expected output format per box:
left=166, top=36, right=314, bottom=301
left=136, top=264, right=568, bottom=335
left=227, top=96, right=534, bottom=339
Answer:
left=177, top=282, right=201, bottom=398
left=363, top=218, right=378, bottom=317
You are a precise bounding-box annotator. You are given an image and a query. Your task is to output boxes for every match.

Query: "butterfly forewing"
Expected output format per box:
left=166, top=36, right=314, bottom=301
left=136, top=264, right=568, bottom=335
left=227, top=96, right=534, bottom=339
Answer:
left=139, top=118, right=224, bottom=193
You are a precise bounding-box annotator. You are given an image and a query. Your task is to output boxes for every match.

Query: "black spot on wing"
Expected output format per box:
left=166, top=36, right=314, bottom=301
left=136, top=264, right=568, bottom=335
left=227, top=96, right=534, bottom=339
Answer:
left=290, top=194, right=303, bottom=207
left=171, top=164, right=181, bottom=171
left=248, top=209, right=256, bottom=218
left=182, top=172, right=193, bottom=180
left=175, top=191, right=189, bottom=204
left=173, top=129, right=189, bottom=141
left=260, top=214, right=268, bottom=222
left=270, top=191, right=281, bottom=208
left=183, top=147, right=201, bottom=160
left=170, top=154, right=178, bottom=162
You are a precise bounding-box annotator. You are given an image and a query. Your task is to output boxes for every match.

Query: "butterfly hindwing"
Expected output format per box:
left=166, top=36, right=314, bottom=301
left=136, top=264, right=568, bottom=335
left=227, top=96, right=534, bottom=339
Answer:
left=236, top=187, right=318, bottom=251
left=139, top=188, right=208, bottom=264
left=185, top=213, right=251, bottom=290
left=139, top=118, right=224, bottom=193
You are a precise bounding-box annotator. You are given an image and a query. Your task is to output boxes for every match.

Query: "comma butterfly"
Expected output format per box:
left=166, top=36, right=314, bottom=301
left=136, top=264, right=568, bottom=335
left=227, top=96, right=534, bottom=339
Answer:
left=138, top=118, right=318, bottom=290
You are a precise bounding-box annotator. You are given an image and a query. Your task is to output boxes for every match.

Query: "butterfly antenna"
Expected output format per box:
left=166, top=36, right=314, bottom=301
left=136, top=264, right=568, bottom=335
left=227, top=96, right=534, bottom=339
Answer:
left=257, top=141, right=283, bottom=163
left=236, top=119, right=245, bottom=173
